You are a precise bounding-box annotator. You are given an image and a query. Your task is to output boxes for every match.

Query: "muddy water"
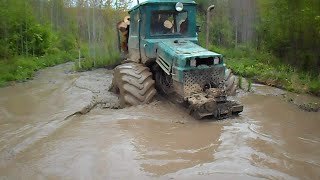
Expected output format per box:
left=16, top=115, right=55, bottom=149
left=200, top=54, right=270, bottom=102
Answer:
left=0, top=63, right=320, bottom=180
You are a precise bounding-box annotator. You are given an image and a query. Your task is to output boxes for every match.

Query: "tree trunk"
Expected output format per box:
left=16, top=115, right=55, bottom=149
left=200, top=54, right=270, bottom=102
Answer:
left=92, top=2, right=96, bottom=67
left=25, top=1, right=28, bottom=57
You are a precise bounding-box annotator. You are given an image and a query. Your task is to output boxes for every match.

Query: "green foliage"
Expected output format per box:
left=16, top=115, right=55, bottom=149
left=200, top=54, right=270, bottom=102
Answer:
left=0, top=80, right=6, bottom=87
left=218, top=47, right=320, bottom=95
left=248, top=79, right=252, bottom=92
left=0, top=40, right=14, bottom=59
left=195, top=0, right=214, bottom=14
left=58, top=33, right=76, bottom=52
left=28, top=24, right=53, bottom=56
left=238, top=76, right=243, bottom=89
left=209, top=1, right=234, bottom=47
left=73, top=15, right=122, bottom=71
left=74, top=47, right=121, bottom=71
left=200, top=0, right=320, bottom=95
left=257, top=0, right=320, bottom=74
left=0, top=52, right=75, bottom=83
left=0, top=0, right=54, bottom=58
left=195, top=0, right=234, bottom=47
left=309, top=79, right=320, bottom=96
left=0, top=0, right=122, bottom=86
left=196, top=14, right=206, bottom=46
left=198, top=0, right=319, bottom=76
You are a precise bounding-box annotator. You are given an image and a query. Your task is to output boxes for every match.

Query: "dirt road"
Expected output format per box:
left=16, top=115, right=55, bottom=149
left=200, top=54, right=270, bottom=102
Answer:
left=0, top=63, right=320, bottom=179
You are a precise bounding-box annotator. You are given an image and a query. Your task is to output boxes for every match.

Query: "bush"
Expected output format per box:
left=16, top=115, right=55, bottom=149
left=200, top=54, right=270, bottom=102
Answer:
left=0, top=41, right=14, bottom=59
left=58, top=33, right=76, bottom=52
left=46, top=47, right=61, bottom=55
left=223, top=46, right=320, bottom=96
left=0, top=51, right=76, bottom=85
left=309, top=79, right=320, bottom=96
left=28, top=24, right=52, bottom=56
left=0, top=80, right=6, bottom=87
left=74, top=44, right=121, bottom=71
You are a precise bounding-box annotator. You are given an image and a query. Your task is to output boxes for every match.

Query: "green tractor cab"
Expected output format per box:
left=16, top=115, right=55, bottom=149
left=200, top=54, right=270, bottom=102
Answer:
left=111, top=0, right=243, bottom=119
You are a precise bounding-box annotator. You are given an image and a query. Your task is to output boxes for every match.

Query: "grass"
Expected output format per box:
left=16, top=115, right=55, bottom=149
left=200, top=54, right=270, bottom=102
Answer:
left=210, top=45, right=320, bottom=96
left=0, top=44, right=121, bottom=87
left=73, top=28, right=122, bottom=71
left=238, top=76, right=243, bottom=89
left=0, top=51, right=76, bottom=86
left=74, top=53, right=121, bottom=71
left=248, top=79, right=252, bottom=92
left=73, top=44, right=121, bottom=71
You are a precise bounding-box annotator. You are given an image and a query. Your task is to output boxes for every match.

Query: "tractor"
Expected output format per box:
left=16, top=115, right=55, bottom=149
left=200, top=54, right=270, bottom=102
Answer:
left=110, top=0, right=243, bottom=119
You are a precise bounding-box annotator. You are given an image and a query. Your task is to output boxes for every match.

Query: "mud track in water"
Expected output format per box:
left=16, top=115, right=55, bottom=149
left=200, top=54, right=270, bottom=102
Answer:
left=0, top=62, right=320, bottom=179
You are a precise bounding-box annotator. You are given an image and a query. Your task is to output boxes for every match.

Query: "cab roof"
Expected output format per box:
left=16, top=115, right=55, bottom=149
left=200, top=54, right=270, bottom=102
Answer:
left=130, top=0, right=196, bottom=12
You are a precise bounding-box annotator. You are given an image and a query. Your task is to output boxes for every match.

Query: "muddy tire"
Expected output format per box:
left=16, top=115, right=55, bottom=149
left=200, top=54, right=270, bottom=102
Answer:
left=224, top=68, right=237, bottom=96
left=111, top=63, right=157, bottom=107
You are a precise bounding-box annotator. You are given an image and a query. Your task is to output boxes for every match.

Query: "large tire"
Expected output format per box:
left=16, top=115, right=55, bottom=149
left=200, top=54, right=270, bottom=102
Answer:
left=111, top=63, right=157, bottom=107
left=154, top=69, right=174, bottom=95
left=224, top=68, right=238, bottom=96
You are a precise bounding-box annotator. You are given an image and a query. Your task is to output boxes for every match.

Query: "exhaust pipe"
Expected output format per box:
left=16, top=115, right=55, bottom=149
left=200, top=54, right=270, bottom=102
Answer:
left=206, top=5, right=215, bottom=49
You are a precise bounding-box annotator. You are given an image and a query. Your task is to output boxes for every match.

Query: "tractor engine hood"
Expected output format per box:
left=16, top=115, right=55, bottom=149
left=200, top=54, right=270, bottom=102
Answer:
left=156, top=40, right=224, bottom=75
left=158, top=40, right=221, bottom=58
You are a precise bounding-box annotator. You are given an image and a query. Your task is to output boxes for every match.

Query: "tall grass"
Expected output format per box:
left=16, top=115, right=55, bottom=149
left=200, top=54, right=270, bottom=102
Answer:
left=0, top=51, right=75, bottom=86
left=73, top=27, right=122, bottom=71
left=210, top=45, right=320, bottom=96
left=73, top=43, right=121, bottom=71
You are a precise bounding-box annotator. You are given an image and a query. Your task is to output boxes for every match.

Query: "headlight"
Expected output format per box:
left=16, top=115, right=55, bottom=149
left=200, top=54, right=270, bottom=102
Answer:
left=190, top=58, right=196, bottom=67
left=214, top=57, right=220, bottom=65
left=176, top=2, right=184, bottom=12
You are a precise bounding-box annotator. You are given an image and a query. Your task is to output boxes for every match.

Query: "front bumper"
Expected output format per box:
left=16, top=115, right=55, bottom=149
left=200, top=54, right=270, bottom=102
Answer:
left=185, top=88, right=243, bottom=119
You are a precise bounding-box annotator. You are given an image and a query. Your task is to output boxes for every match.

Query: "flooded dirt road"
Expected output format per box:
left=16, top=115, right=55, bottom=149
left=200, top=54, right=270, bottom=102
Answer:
left=0, top=63, right=320, bottom=180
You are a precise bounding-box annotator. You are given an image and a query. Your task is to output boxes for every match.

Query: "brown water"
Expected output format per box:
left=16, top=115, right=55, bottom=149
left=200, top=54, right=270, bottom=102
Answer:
left=0, top=63, right=320, bottom=180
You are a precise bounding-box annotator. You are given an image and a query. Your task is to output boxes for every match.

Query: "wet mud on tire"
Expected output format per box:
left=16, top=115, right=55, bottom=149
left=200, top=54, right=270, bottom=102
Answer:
left=110, top=63, right=157, bottom=107
left=225, top=68, right=238, bottom=96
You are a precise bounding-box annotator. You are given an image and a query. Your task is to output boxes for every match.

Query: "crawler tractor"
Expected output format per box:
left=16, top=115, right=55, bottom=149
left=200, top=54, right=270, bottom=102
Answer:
left=111, top=0, right=243, bottom=119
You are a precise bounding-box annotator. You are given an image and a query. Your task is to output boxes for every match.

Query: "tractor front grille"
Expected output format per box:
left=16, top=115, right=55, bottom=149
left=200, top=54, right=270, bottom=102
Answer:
left=183, top=67, right=225, bottom=96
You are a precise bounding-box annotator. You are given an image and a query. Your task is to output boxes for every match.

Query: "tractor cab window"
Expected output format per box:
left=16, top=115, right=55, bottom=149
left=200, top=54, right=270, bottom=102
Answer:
left=151, top=11, right=188, bottom=36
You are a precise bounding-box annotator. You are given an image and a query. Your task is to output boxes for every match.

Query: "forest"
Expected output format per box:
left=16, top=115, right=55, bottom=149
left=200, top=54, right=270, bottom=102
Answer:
left=0, top=0, right=319, bottom=95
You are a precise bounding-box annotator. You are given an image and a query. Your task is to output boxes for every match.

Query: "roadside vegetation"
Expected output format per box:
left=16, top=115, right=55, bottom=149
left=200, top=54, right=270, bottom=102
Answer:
left=0, top=52, right=75, bottom=86
left=73, top=45, right=120, bottom=71
left=197, top=0, right=320, bottom=96
left=0, top=0, right=319, bottom=97
left=210, top=46, right=320, bottom=96
left=0, top=0, right=125, bottom=86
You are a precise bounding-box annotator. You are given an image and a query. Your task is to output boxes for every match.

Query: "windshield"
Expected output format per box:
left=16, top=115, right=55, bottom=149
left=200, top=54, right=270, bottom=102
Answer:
left=151, top=11, right=188, bottom=36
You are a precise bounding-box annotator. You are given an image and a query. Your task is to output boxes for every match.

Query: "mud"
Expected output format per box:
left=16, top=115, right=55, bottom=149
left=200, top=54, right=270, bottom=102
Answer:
left=239, top=77, right=320, bottom=112
left=1, top=63, right=320, bottom=179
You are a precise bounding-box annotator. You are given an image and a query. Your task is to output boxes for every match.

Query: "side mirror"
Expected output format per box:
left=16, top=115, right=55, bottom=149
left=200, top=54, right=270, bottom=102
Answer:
left=196, top=25, right=201, bottom=33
